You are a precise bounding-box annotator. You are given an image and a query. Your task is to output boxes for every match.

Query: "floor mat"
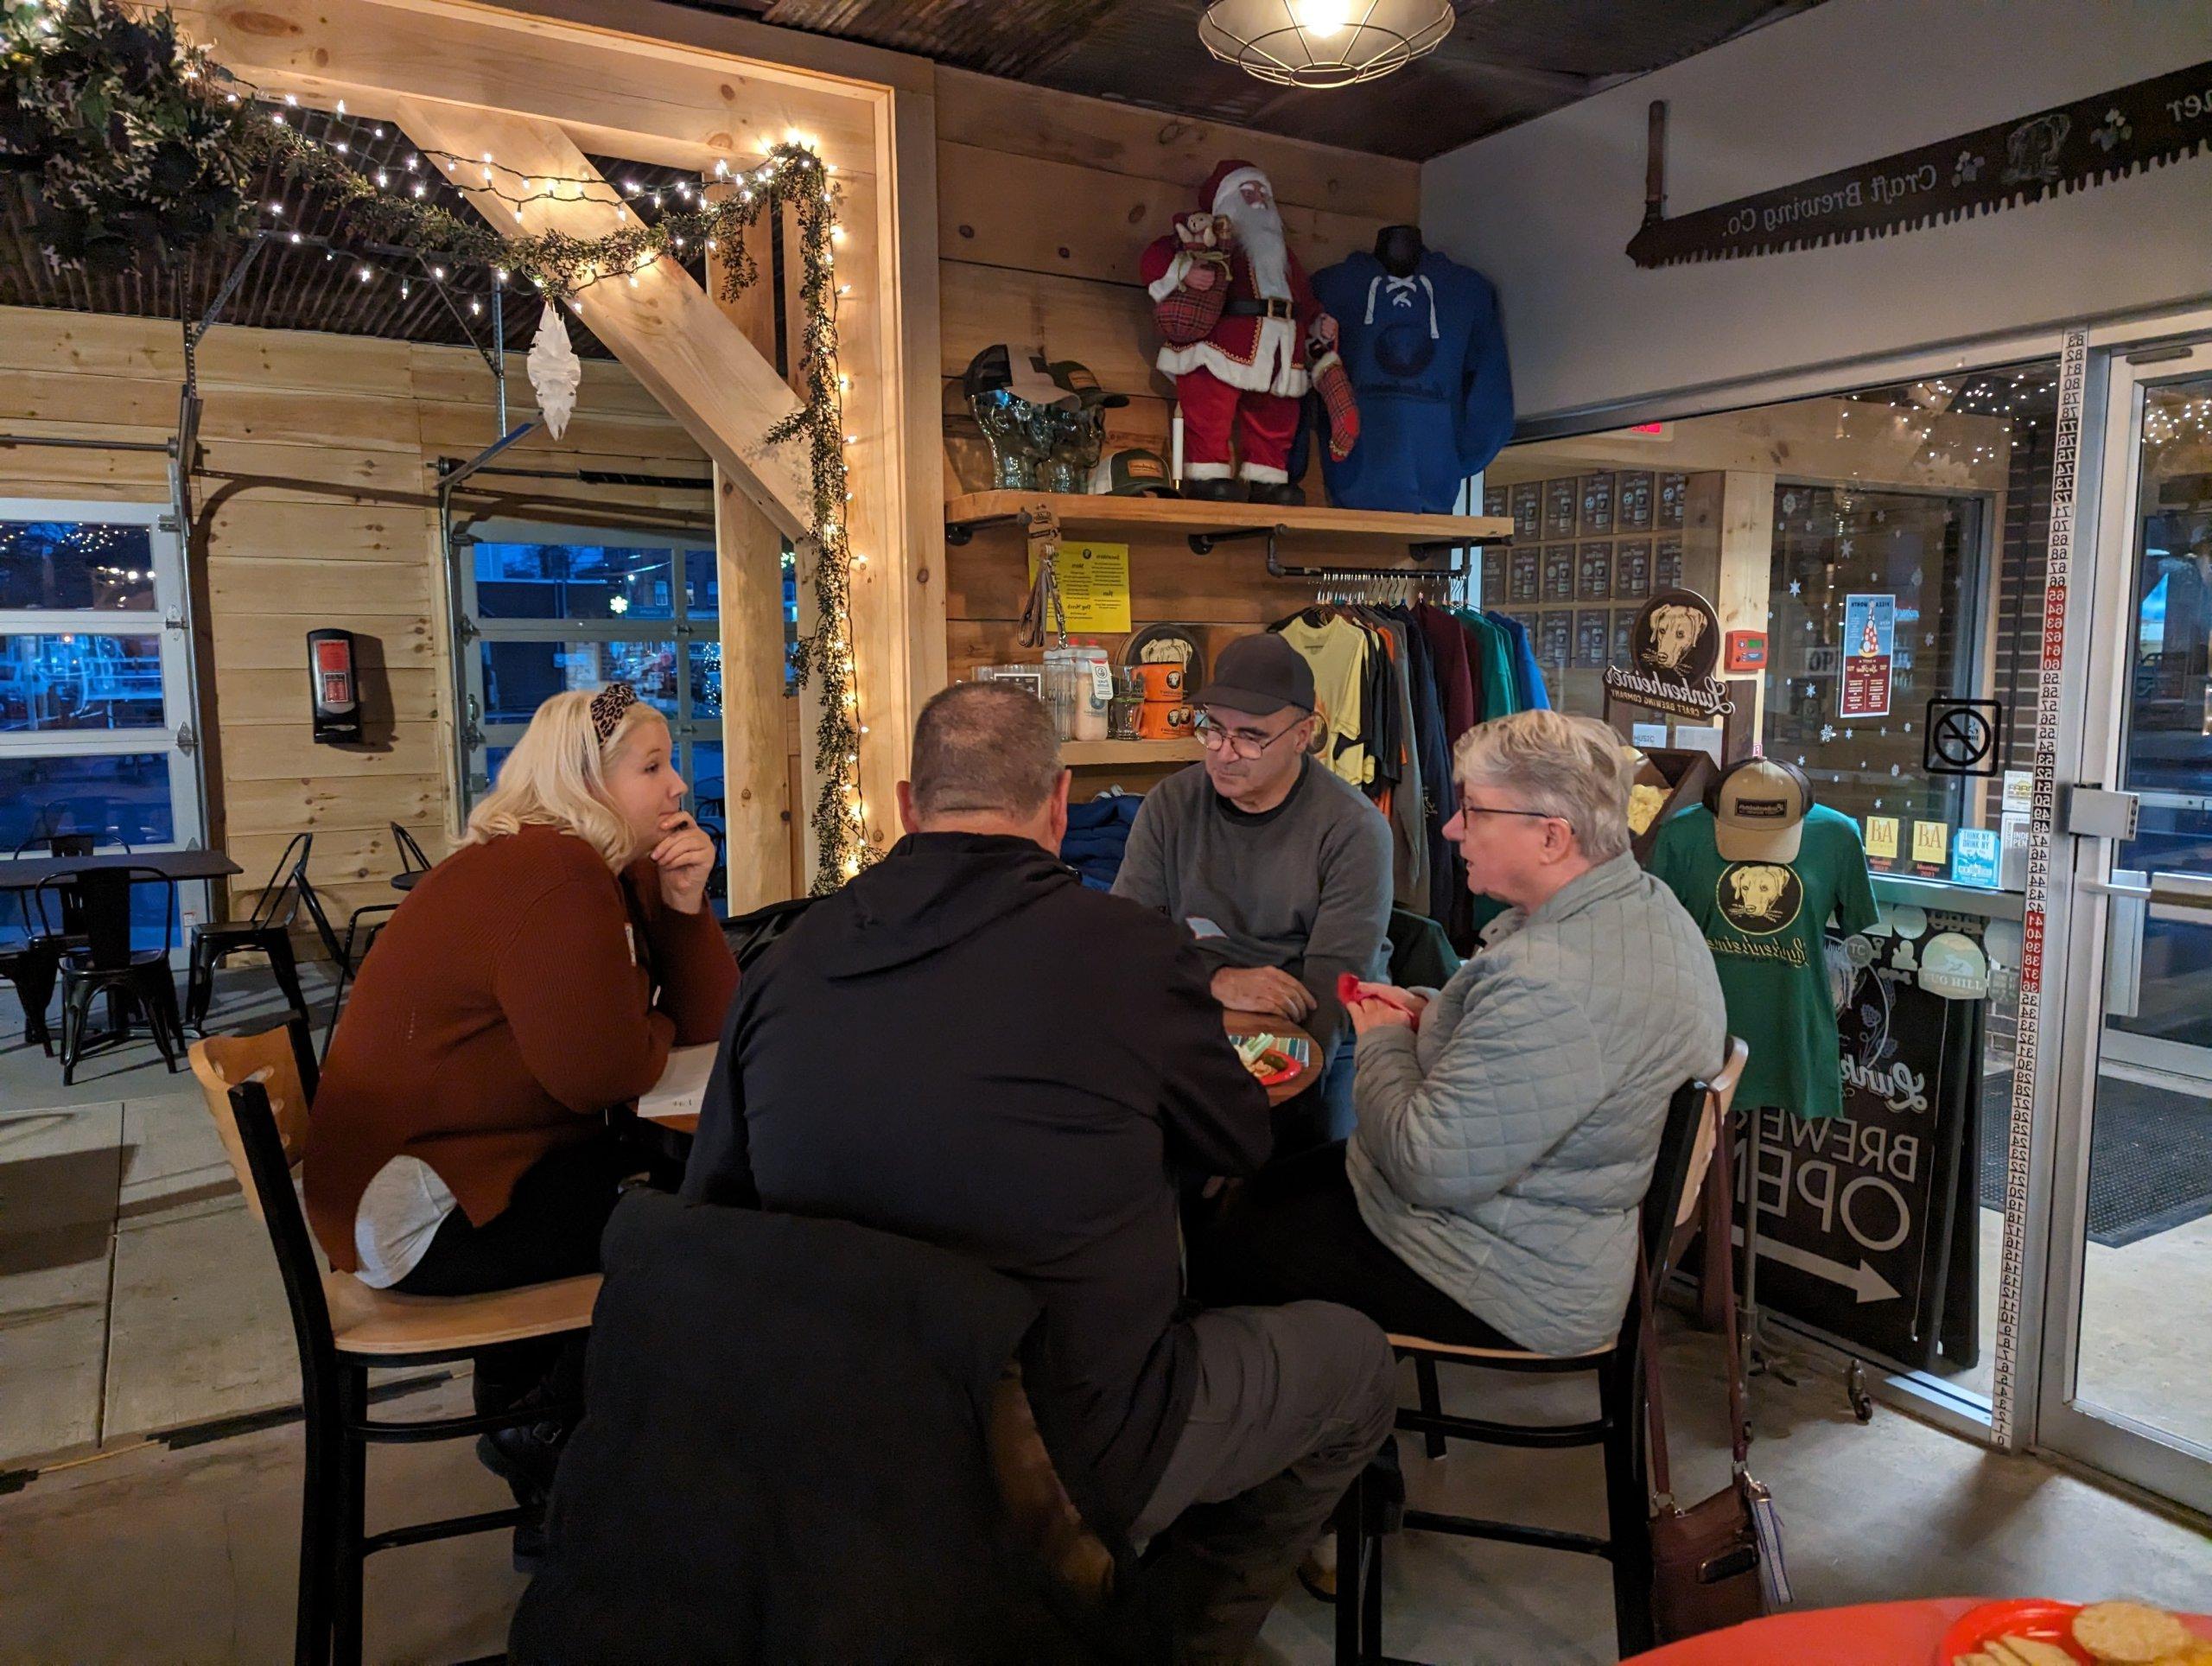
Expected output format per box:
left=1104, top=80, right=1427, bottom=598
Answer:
left=1981, top=1068, right=2212, bottom=1248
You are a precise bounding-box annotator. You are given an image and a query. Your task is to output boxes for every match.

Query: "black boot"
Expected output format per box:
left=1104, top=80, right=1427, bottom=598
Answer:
left=1181, top=476, right=1246, bottom=502
left=1249, top=480, right=1306, bottom=506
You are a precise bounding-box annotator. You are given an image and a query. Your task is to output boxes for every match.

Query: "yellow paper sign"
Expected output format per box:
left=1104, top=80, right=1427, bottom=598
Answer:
left=1029, top=540, right=1132, bottom=633
left=1865, top=816, right=1898, bottom=862
left=1911, top=820, right=1949, bottom=867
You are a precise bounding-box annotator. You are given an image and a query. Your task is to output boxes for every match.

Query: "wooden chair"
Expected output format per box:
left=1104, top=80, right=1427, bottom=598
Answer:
left=185, top=831, right=311, bottom=1033
left=1332, top=1036, right=1748, bottom=1666
left=188, top=1022, right=600, bottom=1666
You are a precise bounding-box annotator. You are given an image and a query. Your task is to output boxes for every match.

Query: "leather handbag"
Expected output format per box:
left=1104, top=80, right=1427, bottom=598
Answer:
left=1641, top=1113, right=1787, bottom=1642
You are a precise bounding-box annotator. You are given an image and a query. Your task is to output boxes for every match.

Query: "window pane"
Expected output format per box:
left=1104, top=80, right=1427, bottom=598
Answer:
left=0, top=520, right=156, bottom=612
left=0, top=633, right=165, bottom=731
left=689, top=743, right=724, bottom=812
left=1765, top=484, right=1978, bottom=838
left=686, top=639, right=722, bottom=724
left=485, top=745, right=512, bottom=788
left=472, top=542, right=675, bottom=621
left=0, top=753, right=175, bottom=850
left=478, top=639, right=677, bottom=727
left=683, top=549, right=718, bottom=619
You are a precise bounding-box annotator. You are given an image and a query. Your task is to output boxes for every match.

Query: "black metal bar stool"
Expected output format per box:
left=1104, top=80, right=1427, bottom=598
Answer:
left=186, top=832, right=313, bottom=1032
left=1332, top=1037, right=1747, bottom=1665
left=188, top=1021, right=600, bottom=1666
left=42, top=866, right=187, bottom=1083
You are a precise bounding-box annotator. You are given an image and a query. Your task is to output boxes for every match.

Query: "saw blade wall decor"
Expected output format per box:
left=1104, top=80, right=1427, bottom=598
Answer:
left=1629, top=59, right=2211, bottom=268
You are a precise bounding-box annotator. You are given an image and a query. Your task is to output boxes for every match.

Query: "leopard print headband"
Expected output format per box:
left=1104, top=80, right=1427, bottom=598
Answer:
left=588, top=682, right=639, bottom=746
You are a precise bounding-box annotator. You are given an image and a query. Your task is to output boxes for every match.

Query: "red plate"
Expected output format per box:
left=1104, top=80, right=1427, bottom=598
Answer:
left=1938, top=1600, right=2091, bottom=1663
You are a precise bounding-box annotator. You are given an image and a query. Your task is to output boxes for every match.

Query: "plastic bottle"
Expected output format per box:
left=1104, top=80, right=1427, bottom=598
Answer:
left=1071, top=643, right=1111, bottom=741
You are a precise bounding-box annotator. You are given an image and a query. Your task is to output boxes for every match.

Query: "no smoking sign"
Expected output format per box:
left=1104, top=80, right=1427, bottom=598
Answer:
left=1923, top=698, right=2004, bottom=777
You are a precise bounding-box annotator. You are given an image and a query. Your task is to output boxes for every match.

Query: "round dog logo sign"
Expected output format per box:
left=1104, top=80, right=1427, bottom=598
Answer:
left=1716, top=861, right=1804, bottom=936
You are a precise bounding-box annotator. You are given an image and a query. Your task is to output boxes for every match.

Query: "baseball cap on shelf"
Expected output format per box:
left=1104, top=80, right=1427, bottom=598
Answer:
left=1046, top=359, right=1129, bottom=410
left=1193, top=632, right=1315, bottom=718
left=1711, top=757, right=1815, bottom=862
left=1089, top=447, right=1176, bottom=498
left=960, top=343, right=1071, bottom=408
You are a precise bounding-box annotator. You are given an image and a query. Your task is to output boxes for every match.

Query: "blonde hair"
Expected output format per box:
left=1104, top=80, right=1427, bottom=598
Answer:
left=463, top=687, right=667, bottom=868
left=1452, top=709, right=1634, bottom=862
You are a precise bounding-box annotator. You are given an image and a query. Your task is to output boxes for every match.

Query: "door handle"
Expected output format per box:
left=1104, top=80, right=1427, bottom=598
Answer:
left=2098, top=870, right=2147, bottom=1018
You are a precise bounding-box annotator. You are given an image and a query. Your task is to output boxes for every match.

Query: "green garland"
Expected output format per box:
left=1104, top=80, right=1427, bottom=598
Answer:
left=3, top=0, right=876, bottom=887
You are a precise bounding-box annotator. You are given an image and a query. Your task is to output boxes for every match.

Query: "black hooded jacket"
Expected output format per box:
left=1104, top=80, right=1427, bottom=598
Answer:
left=682, top=832, right=1272, bottom=1536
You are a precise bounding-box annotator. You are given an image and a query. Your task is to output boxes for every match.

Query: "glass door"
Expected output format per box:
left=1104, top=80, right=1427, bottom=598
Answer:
left=0, top=501, right=207, bottom=949
left=2038, top=340, right=2212, bottom=1512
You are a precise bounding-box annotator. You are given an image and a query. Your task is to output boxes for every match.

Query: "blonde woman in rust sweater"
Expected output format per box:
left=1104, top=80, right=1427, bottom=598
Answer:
left=304, top=682, right=736, bottom=1526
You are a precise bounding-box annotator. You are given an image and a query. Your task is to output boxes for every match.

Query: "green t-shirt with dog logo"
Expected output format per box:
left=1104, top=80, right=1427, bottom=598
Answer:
left=1647, top=804, right=1878, bottom=1118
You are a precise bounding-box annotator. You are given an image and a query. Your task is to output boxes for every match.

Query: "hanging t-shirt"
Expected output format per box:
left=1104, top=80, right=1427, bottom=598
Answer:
left=1274, top=613, right=1372, bottom=788
left=1646, top=803, right=1878, bottom=1119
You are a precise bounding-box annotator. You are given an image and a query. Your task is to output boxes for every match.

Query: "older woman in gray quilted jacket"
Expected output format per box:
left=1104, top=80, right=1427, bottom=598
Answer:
left=1196, top=709, right=1726, bottom=1358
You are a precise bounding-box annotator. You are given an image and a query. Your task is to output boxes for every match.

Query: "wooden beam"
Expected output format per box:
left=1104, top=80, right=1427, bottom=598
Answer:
left=391, top=99, right=813, bottom=538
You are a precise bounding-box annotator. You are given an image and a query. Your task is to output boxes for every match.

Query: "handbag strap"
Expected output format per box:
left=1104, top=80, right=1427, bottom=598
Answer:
left=1641, top=1102, right=1751, bottom=1510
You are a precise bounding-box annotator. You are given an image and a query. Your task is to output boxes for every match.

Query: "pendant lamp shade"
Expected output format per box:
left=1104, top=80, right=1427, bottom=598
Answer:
left=1198, top=0, right=1455, bottom=89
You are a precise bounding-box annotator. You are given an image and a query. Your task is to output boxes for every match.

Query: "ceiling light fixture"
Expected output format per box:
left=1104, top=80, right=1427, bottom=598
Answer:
left=1198, top=0, right=1453, bottom=88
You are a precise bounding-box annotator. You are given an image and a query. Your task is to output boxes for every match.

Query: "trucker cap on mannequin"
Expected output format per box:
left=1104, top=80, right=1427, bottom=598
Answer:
left=1711, top=756, right=1814, bottom=862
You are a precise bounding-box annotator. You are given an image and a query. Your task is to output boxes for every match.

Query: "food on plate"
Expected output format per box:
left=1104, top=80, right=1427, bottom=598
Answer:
left=1231, top=1033, right=1295, bottom=1082
left=1627, top=780, right=1669, bottom=834
left=1953, top=1639, right=2082, bottom=1666
left=2072, top=1604, right=2195, bottom=1664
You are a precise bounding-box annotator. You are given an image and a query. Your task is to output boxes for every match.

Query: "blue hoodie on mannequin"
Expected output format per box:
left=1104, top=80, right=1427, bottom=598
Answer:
left=1310, top=245, right=1513, bottom=514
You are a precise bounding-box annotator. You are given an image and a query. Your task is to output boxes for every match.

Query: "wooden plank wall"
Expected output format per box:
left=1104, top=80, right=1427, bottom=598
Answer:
left=933, top=71, right=1419, bottom=785
left=0, top=305, right=709, bottom=940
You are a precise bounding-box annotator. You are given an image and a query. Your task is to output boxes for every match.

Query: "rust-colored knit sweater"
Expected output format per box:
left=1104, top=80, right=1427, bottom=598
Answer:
left=304, top=823, right=738, bottom=1272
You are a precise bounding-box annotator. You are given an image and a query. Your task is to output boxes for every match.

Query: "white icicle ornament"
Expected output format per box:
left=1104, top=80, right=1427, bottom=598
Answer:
left=527, top=304, right=582, bottom=439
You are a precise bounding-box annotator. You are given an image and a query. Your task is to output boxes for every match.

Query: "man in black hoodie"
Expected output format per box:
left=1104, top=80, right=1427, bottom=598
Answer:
left=683, top=682, right=1395, bottom=1660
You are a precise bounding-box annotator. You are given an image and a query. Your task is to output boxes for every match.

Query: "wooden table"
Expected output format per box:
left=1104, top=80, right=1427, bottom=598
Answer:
left=633, top=1011, right=1318, bottom=1141
left=1626, top=1599, right=2212, bottom=1663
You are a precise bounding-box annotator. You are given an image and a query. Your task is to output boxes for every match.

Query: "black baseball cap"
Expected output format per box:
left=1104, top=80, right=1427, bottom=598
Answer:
left=1194, top=632, right=1315, bottom=716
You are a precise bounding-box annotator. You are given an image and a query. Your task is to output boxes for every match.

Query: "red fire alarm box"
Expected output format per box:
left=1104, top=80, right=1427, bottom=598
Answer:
left=308, top=628, right=362, bottom=745
left=1724, top=630, right=1768, bottom=673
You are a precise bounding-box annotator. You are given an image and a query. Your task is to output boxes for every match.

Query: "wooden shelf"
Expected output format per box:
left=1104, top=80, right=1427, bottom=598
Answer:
left=944, top=491, right=1511, bottom=549
left=1059, top=738, right=1203, bottom=766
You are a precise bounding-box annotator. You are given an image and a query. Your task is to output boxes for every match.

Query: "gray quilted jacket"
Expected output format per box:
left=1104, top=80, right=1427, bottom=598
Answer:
left=1346, top=853, right=1726, bottom=1356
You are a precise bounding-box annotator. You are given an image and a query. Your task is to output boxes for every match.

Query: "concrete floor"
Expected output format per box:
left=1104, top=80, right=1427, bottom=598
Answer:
left=1, top=967, right=2209, bottom=1661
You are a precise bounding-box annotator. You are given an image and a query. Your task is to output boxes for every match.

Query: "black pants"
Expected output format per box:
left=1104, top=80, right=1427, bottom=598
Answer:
left=1191, top=1141, right=1523, bottom=1351
left=395, top=1132, right=639, bottom=1417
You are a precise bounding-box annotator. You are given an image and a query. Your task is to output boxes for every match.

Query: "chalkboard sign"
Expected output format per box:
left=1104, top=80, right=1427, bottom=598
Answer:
left=1616, top=538, right=1652, bottom=600
left=1731, top=928, right=1978, bottom=1370
left=1543, top=479, right=1578, bottom=540
left=1574, top=608, right=1609, bottom=668
left=1510, top=482, right=1541, bottom=541
left=1538, top=612, right=1573, bottom=668
left=1578, top=543, right=1612, bottom=601
left=1618, top=470, right=1655, bottom=531
left=1655, top=537, right=1684, bottom=589
left=1579, top=473, right=1616, bottom=536
left=1658, top=474, right=1688, bottom=530
left=1480, top=545, right=1508, bottom=605
left=1510, top=546, right=1541, bottom=601
left=1484, top=484, right=1509, bottom=519
left=1542, top=547, right=1575, bottom=602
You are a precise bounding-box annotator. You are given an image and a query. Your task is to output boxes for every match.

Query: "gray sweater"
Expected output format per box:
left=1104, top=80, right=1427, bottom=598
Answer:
left=1112, top=760, right=1391, bottom=1061
left=1347, top=853, right=1726, bottom=1356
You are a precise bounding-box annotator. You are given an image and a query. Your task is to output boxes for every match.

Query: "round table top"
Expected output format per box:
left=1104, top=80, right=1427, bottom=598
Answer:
left=1626, top=1599, right=2212, bottom=1663
left=391, top=868, right=424, bottom=891
left=1222, top=1010, right=1319, bottom=1107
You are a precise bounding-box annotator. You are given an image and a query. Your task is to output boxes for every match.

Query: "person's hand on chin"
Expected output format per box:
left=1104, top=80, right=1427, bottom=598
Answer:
left=651, top=812, right=716, bottom=913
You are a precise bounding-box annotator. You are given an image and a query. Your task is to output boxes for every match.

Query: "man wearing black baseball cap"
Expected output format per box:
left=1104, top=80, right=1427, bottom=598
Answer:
left=1114, top=632, right=1392, bottom=1154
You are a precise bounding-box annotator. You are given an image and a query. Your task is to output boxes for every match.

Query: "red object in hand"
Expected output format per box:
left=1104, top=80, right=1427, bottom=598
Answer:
left=1337, top=972, right=1362, bottom=1006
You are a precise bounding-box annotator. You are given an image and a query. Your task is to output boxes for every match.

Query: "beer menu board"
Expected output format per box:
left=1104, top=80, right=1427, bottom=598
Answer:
left=1579, top=473, right=1615, bottom=536
left=1510, top=545, right=1541, bottom=601
left=1655, top=537, right=1683, bottom=589
left=1618, top=470, right=1655, bottom=531
left=1543, top=478, right=1578, bottom=539
left=1511, top=482, right=1541, bottom=542
left=1574, top=609, right=1610, bottom=668
left=1538, top=611, right=1573, bottom=668
left=1484, top=484, right=1509, bottom=519
left=1480, top=545, right=1508, bottom=604
left=1658, top=473, right=1688, bottom=530
left=1615, top=539, right=1652, bottom=600
left=1541, top=546, right=1576, bottom=602
left=1578, top=543, right=1612, bottom=601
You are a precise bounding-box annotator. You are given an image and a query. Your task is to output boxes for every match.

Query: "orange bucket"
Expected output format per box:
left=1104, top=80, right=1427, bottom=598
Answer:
left=1133, top=664, right=1185, bottom=702
left=1137, top=701, right=1194, bottom=741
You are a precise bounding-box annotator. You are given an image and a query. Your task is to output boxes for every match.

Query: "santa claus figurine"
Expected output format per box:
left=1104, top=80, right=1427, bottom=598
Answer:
left=1140, top=160, right=1351, bottom=505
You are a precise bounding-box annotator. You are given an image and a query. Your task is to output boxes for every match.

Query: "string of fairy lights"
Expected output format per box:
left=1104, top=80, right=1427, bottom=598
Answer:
left=156, top=36, right=876, bottom=881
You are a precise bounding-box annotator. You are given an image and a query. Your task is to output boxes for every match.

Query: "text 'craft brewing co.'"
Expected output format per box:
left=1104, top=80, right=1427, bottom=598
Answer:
left=1739, top=922, right=1986, bottom=1370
